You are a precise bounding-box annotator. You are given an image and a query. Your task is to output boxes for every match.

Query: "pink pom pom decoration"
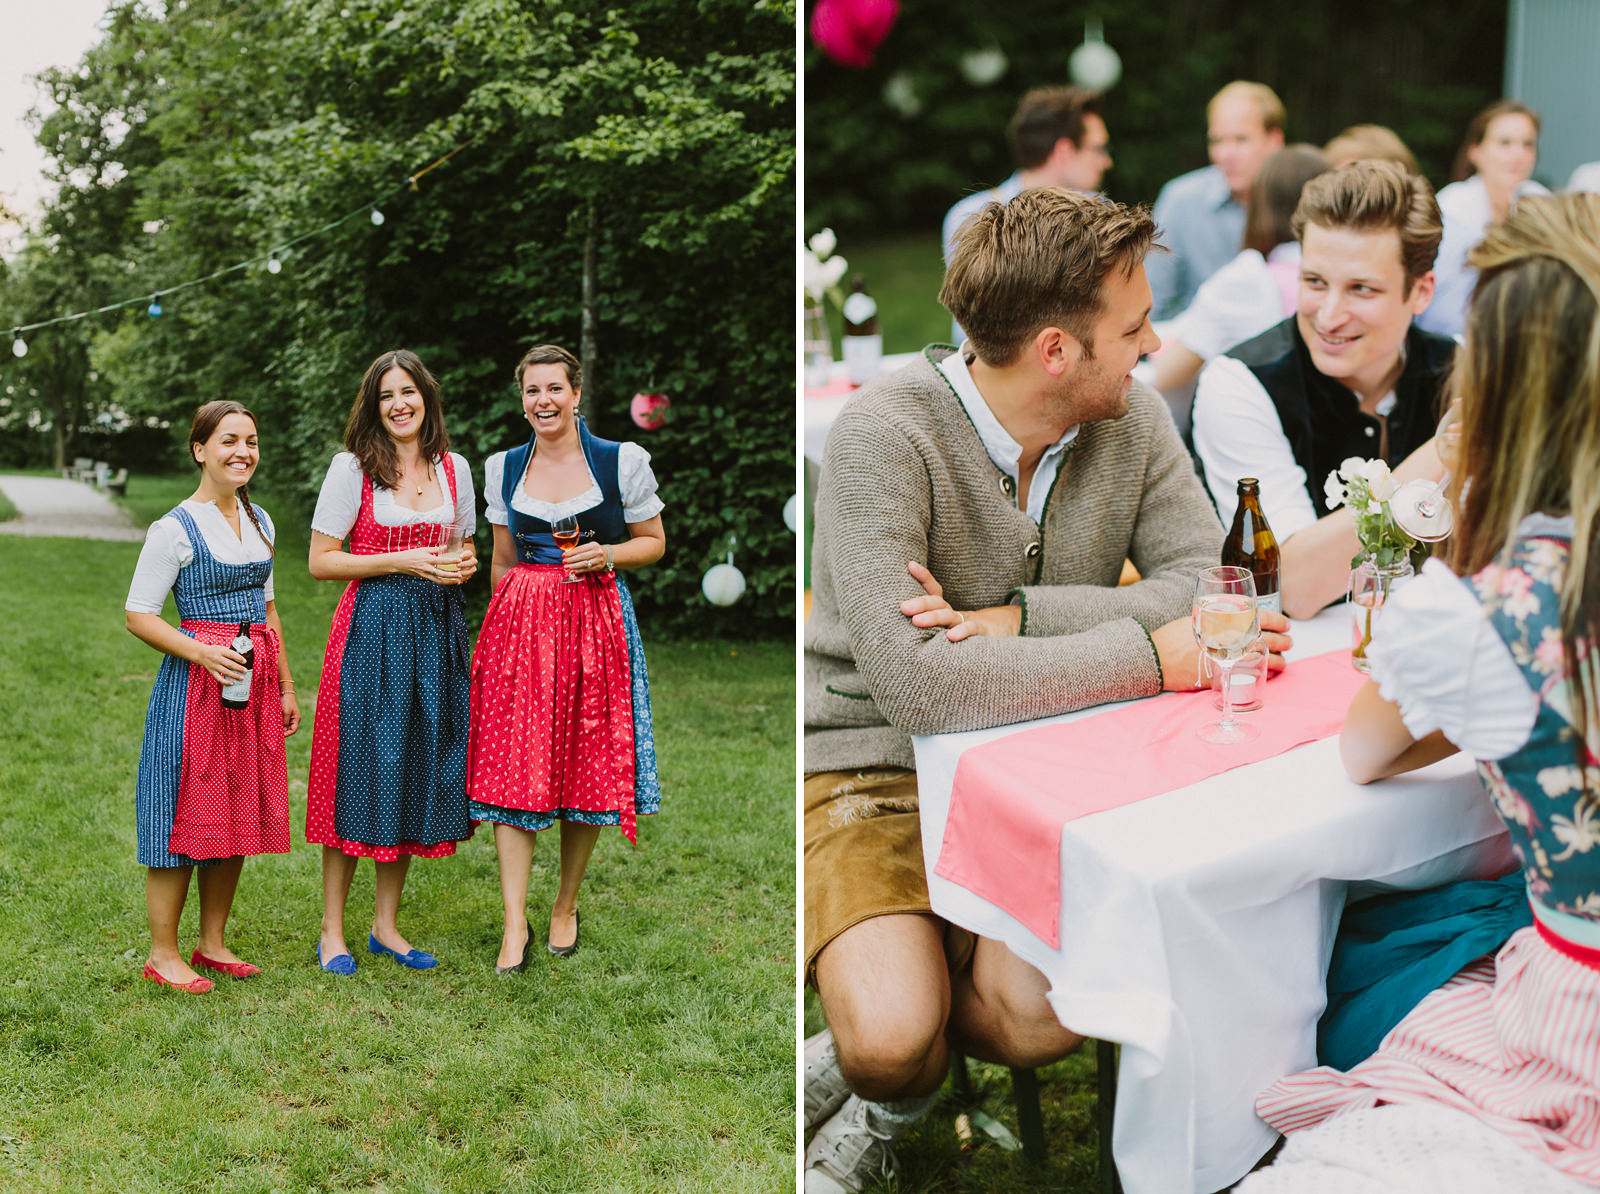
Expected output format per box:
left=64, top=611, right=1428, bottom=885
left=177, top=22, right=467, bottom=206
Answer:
left=630, top=392, right=670, bottom=430
left=810, top=0, right=900, bottom=70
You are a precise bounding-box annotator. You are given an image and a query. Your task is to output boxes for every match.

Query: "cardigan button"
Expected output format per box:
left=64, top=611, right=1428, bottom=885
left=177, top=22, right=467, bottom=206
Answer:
left=1025, top=542, right=1041, bottom=559
left=1364, top=426, right=1376, bottom=437
left=1000, top=475, right=1015, bottom=497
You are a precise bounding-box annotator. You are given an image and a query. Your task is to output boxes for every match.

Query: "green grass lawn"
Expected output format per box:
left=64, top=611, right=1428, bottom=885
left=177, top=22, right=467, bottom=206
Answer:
left=0, top=479, right=795, bottom=1193
left=0, top=488, right=16, bottom=522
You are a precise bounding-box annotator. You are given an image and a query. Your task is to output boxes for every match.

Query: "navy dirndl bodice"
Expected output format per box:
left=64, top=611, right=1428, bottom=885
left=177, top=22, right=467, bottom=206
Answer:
left=1470, top=532, right=1600, bottom=925
left=168, top=504, right=272, bottom=623
left=502, top=418, right=627, bottom=564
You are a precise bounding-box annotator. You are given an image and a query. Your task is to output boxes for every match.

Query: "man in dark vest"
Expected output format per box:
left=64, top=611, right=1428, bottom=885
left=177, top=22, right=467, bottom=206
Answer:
left=1192, top=160, right=1454, bottom=618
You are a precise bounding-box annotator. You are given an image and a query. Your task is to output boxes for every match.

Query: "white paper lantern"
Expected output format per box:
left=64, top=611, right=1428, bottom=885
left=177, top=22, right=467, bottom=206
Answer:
left=1069, top=20, right=1122, bottom=92
left=702, top=561, right=746, bottom=606
left=783, top=495, right=798, bottom=533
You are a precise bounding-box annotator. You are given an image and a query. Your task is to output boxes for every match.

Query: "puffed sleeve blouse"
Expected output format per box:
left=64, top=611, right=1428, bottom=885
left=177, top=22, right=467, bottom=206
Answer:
left=124, top=499, right=277, bottom=614
left=483, top=442, right=664, bottom=526
left=1361, top=522, right=1584, bottom=759
left=309, top=451, right=477, bottom=540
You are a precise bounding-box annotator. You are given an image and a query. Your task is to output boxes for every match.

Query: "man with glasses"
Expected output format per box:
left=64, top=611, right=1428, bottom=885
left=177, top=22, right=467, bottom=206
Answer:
left=941, top=86, right=1113, bottom=342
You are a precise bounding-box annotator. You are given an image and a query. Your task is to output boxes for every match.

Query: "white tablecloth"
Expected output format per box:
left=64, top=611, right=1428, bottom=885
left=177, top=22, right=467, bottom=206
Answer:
left=912, top=608, right=1516, bottom=1194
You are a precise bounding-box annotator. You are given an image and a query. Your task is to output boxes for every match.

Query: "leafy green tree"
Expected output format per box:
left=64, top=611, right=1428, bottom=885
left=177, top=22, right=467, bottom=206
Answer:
left=7, top=0, right=795, bottom=636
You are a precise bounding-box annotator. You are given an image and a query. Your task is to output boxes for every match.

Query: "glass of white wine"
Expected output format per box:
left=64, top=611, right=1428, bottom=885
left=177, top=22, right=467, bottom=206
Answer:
left=1193, top=565, right=1261, bottom=745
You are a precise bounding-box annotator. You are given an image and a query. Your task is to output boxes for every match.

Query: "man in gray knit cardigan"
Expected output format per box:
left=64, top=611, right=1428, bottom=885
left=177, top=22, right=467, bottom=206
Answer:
left=803, top=187, right=1292, bottom=1191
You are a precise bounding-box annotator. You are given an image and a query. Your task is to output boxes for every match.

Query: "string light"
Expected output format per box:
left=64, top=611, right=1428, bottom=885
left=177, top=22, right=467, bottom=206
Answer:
left=3, top=134, right=481, bottom=347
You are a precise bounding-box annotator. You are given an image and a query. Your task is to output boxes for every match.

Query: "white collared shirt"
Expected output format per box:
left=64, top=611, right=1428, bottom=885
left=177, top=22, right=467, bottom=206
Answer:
left=936, top=346, right=1079, bottom=525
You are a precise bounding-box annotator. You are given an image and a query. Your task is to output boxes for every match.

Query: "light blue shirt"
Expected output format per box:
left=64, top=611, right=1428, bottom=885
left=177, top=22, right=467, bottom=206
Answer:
left=1416, top=174, right=1550, bottom=339
left=1147, top=164, right=1245, bottom=322
left=935, top=345, right=1079, bottom=524
left=941, top=173, right=1026, bottom=343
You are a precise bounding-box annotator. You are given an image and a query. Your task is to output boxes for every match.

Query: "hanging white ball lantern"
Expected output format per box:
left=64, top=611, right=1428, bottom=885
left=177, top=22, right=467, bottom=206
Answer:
left=702, top=549, right=746, bottom=606
left=1069, top=19, right=1122, bottom=91
left=783, top=495, right=798, bottom=533
left=11, top=335, right=26, bottom=358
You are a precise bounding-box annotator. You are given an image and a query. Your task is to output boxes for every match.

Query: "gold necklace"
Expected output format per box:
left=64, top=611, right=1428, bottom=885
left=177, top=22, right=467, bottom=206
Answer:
left=409, top=462, right=434, bottom=496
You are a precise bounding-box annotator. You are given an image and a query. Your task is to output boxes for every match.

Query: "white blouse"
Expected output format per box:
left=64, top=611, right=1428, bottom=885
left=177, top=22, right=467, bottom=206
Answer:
left=310, top=451, right=477, bottom=540
left=1167, top=242, right=1299, bottom=362
left=484, top=442, right=664, bottom=526
left=125, top=499, right=277, bottom=614
left=1363, top=517, right=1581, bottom=759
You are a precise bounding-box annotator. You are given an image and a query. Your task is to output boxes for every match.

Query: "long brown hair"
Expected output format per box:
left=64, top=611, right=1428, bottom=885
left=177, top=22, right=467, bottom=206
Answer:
left=1243, top=144, right=1330, bottom=257
left=343, top=349, right=449, bottom=490
left=1449, top=193, right=1600, bottom=759
left=188, top=399, right=273, bottom=557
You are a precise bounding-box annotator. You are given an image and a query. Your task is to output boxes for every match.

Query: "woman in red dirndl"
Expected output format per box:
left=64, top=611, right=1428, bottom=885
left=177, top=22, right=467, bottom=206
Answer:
left=468, top=344, right=666, bottom=973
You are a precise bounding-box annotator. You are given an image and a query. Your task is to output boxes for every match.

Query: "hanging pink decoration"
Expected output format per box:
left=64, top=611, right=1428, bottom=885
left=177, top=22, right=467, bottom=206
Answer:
left=810, top=0, right=900, bottom=70
left=630, top=392, right=670, bottom=430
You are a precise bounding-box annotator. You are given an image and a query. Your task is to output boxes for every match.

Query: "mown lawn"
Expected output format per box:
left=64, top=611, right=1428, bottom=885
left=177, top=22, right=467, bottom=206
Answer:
left=0, top=475, right=796, bottom=1193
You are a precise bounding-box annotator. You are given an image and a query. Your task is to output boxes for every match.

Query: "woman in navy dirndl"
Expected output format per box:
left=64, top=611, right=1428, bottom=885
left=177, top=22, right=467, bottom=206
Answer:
left=468, top=344, right=665, bottom=973
left=307, top=350, right=478, bottom=974
left=125, top=401, right=298, bottom=993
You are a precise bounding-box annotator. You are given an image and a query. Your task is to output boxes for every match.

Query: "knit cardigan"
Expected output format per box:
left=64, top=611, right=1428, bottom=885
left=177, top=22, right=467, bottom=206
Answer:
left=805, top=346, right=1224, bottom=773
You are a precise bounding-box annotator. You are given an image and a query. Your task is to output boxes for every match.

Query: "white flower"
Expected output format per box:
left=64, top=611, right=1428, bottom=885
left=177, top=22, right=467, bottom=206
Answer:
left=803, top=250, right=848, bottom=302
left=1324, top=471, right=1346, bottom=510
left=1537, top=765, right=1585, bottom=798
left=808, top=228, right=837, bottom=260
left=1360, top=459, right=1397, bottom=500
left=1339, top=457, right=1367, bottom=480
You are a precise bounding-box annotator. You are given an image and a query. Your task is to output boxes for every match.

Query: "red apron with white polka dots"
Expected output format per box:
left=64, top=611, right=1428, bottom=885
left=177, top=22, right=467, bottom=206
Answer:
left=466, top=562, right=638, bottom=841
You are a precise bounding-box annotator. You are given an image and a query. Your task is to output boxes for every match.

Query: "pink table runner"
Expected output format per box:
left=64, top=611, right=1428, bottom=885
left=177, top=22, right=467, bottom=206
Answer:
left=804, top=378, right=856, bottom=400
left=932, top=649, right=1367, bottom=947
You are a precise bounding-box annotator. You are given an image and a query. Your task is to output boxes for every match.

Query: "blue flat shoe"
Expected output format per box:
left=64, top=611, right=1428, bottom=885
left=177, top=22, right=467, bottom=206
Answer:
left=368, top=933, right=437, bottom=970
left=316, top=943, right=357, bottom=976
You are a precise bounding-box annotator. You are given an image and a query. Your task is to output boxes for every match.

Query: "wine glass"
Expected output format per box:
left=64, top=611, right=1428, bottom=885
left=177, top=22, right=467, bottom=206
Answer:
left=1193, top=566, right=1261, bottom=745
left=551, top=514, right=582, bottom=582
left=1390, top=400, right=1463, bottom=542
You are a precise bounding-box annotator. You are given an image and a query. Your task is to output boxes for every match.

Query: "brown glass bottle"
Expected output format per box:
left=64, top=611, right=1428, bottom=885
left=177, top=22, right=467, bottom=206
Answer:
left=1221, top=478, right=1280, bottom=615
left=840, top=274, right=882, bottom=385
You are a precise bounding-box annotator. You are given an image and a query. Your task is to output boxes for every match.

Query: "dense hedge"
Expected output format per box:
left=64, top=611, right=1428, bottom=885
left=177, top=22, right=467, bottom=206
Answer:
left=1, top=0, right=795, bottom=639
left=805, top=0, right=1509, bottom=238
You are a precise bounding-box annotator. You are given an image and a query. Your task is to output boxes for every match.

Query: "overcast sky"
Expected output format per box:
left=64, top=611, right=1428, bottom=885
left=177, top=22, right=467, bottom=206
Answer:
left=1, top=0, right=113, bottom=237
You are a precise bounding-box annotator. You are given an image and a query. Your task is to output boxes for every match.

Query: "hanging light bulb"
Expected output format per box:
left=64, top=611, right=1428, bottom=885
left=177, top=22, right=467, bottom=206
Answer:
left=370, top=207, right=386, bottom=226
left=11, top=332, right=26, bottom=358
left=267, top=251, right=282, bottom=274
left=147, top=294, right=163, bottom=317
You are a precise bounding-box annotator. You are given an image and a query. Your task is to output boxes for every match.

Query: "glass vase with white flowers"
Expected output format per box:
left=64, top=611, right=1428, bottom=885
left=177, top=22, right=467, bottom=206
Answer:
left=803, top=228, right=848, bottom=388
left=1325, top=456, right=1420, bottom=672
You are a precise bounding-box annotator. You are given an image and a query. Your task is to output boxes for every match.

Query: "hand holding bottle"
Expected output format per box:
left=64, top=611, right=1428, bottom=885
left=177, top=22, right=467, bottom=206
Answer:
left=195, top=641, right=250, bottom=686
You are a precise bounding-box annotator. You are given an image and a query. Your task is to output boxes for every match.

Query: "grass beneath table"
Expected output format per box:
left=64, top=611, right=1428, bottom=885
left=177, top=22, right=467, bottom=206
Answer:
left=0, top=486, right=795, bottom=1193
left=804, top=996, right=1107, bottom=1192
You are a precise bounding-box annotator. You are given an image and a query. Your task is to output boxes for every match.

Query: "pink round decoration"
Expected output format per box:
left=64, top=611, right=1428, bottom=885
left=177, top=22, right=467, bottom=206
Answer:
left=810, top=0, right=900, bottom=70
left=630, top=392, right=670, bottom=430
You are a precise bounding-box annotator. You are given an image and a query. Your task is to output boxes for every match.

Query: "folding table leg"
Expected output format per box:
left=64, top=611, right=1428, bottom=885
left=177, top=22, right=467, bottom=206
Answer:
left=1097, top=1039, right=1122, bottom=1194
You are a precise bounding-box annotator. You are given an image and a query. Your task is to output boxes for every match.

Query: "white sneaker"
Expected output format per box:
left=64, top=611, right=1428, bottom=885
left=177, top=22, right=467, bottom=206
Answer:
left=804, top=1028, right=851, bottom=1132
left=804, top=1095, right=900, bottom=1193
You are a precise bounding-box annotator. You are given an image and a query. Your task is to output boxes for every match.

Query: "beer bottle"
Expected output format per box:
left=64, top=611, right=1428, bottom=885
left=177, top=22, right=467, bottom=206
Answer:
left=841, top=274, right=882, bottom=386
left=220, top=621, right=254, bottom=710
left=1221, top=478, right=1280, bottom=615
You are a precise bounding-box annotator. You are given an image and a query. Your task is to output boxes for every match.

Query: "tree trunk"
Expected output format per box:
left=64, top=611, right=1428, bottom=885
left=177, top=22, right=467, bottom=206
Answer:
left=581, top=196, right=600, bottom=435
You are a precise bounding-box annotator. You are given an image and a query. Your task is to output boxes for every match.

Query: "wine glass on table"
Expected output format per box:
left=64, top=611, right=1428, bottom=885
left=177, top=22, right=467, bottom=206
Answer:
left=1390, top=399, right=1463, bottom=542
left=551, top=514, right=582, bottom=583
left=1193, top=565, right=1261, bottom=745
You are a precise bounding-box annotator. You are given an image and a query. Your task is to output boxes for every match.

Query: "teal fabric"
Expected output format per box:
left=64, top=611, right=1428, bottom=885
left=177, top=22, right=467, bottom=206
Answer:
left=1316, top=871, right=1531, bottom=1070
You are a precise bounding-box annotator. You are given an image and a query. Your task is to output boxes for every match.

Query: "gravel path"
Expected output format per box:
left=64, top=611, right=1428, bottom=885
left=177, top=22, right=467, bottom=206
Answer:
left=0, top=474, right=146, bottom=542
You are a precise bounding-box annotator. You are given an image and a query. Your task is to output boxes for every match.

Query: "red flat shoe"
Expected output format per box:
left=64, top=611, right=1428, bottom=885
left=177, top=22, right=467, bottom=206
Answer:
left=143, top=962, right=214, bottom=994
left=191, top=949, right=260, bottom=979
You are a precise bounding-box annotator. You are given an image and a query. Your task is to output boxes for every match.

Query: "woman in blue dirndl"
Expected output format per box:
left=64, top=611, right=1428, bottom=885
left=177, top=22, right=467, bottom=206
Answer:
left=125, top=401, right=299, bottom=993
left=467, top=344, right=665, bottom=973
